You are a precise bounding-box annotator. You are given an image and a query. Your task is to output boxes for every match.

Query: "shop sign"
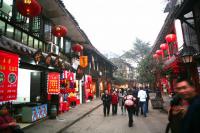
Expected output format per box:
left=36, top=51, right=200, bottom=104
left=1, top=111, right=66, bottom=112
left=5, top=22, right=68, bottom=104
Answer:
left=79, top=56, right=88, bottom=68
left=47, top=72, right=60, bottom=94
left=0, top=50, right=19, bottom=102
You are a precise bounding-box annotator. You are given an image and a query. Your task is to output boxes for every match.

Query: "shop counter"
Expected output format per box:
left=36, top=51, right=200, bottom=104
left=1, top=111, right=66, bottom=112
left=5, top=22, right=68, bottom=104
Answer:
left=22, top=104, right=47, bottom=122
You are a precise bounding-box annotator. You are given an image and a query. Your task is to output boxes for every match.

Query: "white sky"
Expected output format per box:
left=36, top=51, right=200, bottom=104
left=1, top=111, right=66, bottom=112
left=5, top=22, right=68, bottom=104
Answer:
left=64, top=0, right=168, bottom=56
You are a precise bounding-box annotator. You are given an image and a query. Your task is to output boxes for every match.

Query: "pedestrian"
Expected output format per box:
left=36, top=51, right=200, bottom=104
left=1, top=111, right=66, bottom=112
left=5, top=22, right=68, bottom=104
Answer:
left=165, top=93, right=187, bottom=133
left=175, top=78, right=200, bottom=133
left=145, top=87, right=150, bottom=113
left=138, top=87, right=147, bottom=117
left=0, top=106, right=24, bottom=133
left=124, top=89, right=136, bottom=127
left=101, top=90, right=111, bottom=117
left=118, top=89, right=126, bottom=115
left=132, top=87, right=139, bottom=116
left=111, top=91, right=118, bottom=115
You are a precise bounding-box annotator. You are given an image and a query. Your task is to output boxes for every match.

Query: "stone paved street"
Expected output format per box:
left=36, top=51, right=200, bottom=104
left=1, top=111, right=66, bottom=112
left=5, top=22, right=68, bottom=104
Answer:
left=63, top=103, right=168, bottom=133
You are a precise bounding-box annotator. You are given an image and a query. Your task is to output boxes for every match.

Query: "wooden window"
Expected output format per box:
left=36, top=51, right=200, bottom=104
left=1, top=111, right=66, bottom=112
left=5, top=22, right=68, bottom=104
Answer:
left=22, top=32, right=28, bottom=44
left=64, top=39, right=71, bottom=54
left=28, top=36, right=33, bottom=48
left=0, top=20, right=5, bottom=34
left=14, top=29, right=22, bottom=42
left=6, top=24, right=14, bottom=38
left=39, top=41, right=43, bottom=49
left=34, top=39, right=39, bottom=49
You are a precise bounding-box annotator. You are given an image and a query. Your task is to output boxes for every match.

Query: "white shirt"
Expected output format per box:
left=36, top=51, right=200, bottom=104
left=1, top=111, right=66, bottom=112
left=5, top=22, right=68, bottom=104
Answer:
left=137, top=90, right=147, bottom=102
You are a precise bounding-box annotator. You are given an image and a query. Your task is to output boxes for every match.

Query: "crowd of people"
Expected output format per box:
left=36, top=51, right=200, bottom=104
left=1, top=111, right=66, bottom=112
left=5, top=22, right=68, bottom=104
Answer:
left=101, top=77, right=200, bottom=133
left=101, top=87, right=150, bottom=127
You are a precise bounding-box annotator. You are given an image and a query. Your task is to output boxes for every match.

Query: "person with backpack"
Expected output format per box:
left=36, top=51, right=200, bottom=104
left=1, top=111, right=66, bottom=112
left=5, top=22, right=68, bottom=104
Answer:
left=124, top=89, right=136, bottom=127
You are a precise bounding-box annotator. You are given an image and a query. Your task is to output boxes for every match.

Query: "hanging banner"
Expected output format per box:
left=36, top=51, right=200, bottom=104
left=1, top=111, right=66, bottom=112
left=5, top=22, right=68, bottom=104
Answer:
left=79, top=56, right=88, bottom=68
left=47, top=72, right=60, bottom=94
left=0, top=50, right=19, bottom=102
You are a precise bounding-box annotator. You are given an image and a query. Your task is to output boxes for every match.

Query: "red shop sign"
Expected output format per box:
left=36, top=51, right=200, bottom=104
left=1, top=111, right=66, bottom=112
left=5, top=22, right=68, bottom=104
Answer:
left=0, top=50, right=19, bottom=102
left=47, top=72, right=60, bottom=94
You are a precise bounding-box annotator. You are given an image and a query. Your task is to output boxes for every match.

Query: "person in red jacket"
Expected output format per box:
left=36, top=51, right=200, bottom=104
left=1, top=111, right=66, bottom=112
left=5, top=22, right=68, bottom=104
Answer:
left=111, top=91, right=118, bottom=115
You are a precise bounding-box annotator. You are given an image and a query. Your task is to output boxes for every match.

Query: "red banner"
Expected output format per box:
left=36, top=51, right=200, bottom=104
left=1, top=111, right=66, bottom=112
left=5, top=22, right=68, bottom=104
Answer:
left=0, top=50, right=19, bottom=102
left=47, top=72, right=60, bottom=94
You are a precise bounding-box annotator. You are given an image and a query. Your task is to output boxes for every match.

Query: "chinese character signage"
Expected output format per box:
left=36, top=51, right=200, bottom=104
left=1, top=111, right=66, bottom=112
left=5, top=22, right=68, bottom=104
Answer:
left=47, top=72, right=60, bottom=94
left=0, top=50, right=19, bottom=102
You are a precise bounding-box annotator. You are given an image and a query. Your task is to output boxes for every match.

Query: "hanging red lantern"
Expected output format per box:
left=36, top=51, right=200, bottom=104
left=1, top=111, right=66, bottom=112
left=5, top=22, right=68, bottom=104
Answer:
left=16, top=0, right=42, bottom=17
left=156, top=50, right=162, bottom=55
left=153, top=54, right=159, bottom=59
left=52, top=25, right=68, bottom=37
left=72, top=44, right=84, bottom=52
left=160, top=43, right=168, bottom=50
left=165, top=34, right=176, bottom=43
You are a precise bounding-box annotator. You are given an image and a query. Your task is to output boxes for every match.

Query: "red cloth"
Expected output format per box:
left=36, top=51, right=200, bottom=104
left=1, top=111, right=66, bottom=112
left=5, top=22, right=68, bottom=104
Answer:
left=111, top=94, right=118, bottom=104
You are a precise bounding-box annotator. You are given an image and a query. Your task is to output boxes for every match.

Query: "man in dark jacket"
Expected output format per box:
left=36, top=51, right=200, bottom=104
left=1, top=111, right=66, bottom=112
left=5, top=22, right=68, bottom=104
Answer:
left=101, top=90, right=111, bottom=116
left=175, top=79, right=200, bottom=133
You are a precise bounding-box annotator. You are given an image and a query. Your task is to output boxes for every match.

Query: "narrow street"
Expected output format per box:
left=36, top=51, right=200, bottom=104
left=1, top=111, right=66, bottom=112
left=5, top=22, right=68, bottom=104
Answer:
left=63, top=103, right=168, bottom=133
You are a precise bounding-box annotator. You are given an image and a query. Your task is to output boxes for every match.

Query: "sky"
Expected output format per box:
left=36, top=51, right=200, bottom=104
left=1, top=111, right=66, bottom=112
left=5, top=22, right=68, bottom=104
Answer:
left=64, top=0, right=168, bottom=56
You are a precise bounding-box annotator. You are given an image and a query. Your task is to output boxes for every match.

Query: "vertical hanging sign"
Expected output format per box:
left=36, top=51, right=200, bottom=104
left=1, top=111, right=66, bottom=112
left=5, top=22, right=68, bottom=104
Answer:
left=47, top=72, right=60, bottom=94
left=0, top=50, right=19, bottom=102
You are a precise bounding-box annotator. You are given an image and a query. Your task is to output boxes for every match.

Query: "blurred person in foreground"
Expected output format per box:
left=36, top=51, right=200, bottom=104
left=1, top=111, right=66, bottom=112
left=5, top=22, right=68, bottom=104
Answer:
left=165, top=93, right=188, bottom=133
left=175, top=78, right=200, bottom=133
left=0, top=106, right=24, bottom=133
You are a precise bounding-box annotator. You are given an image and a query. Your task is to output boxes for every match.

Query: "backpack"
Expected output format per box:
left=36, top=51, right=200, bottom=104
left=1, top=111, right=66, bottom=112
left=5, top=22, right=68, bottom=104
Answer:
left=124, top=95, right=134, bottom=106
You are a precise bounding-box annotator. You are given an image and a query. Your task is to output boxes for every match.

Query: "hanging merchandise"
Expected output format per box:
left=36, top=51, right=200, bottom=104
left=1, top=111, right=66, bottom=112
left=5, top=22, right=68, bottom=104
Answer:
left=47, top=72, right=60, bottom=94
left=16, top=0, right=42, bottom=17
left=0, top=50, right=19, bottom=102
left=87, top=75, right=92, bottom=84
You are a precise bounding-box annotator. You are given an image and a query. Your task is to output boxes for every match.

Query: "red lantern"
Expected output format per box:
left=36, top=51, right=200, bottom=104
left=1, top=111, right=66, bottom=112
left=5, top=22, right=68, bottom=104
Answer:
left=165, top=34, right=176, bottom=43
left=160, top=43, right=168, bottom=50
left=156, top=50, right=162, bottom=55
left=16, top=0, right=42, bottom=17
left=72, top=44, right=84, bottom=52
left=153, top=54, right=159, bottom=59
left=52, top=25, right=68, bottom=37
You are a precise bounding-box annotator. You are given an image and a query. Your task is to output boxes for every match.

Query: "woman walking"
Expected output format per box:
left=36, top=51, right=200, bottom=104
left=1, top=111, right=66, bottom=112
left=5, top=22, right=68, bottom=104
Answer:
left=118, top=89, right=126, bottom=115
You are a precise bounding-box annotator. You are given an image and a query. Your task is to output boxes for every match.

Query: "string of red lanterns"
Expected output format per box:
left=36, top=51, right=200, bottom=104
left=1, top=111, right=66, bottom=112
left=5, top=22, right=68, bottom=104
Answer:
left=52, top=25, right=68, bottom=37
left=153, top=34, right=177, bottom=61
left=16, top=0, right=42, bottom=17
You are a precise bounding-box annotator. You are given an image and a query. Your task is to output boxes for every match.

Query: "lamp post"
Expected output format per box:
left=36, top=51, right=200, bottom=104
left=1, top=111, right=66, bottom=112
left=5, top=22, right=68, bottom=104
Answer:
left=180, top=46, right=197, bottom=80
